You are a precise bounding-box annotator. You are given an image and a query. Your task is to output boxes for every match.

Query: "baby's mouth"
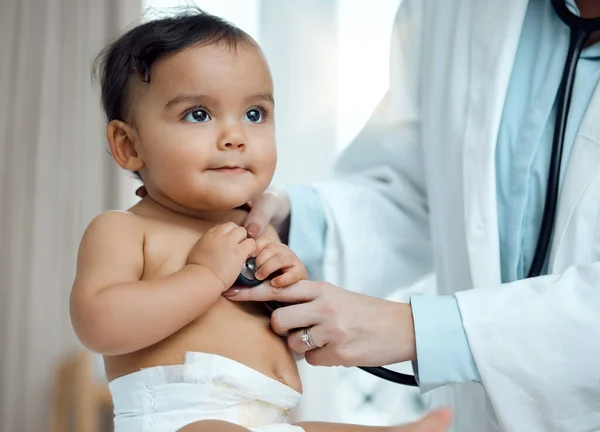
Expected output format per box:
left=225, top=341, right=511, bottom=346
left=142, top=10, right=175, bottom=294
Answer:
left=209, top=165, right=250, bottom=174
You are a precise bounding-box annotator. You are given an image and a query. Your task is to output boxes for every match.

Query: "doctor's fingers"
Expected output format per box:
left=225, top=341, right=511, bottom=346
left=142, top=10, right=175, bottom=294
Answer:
left=303, top=341, right=354, bottom=367
left=242, top=188, right=291, bottom=239
left=223, top=279, right=327, bottom=304
left=270, top=301, right=327, bottom=336
left=287, top=324, right=327, bottom=354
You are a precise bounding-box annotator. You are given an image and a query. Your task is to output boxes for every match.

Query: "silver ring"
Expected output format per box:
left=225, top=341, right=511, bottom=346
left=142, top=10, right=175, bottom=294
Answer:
left=301, top=327, right=317, bottom=349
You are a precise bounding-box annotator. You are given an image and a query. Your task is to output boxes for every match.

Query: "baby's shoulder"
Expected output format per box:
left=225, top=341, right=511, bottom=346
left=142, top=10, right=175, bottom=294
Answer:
left=83, top=210, right=147, bottom=242
left=87, top=209, right=144, bottom=229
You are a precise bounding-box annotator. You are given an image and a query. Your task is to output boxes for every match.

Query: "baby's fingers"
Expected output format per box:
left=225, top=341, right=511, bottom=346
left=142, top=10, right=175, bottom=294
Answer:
left=255, top=235, right=277, bottom=255
left=255, top=242, right=285, bottom=268
left=239, top=238, right=257, bottom=259
left=270, top=265, right=306, bottom=287
left=255, top=252, right=294, bottom=281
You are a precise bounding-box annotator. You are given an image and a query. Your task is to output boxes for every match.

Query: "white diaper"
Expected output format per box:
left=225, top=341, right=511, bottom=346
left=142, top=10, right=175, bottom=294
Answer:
left=109, top=352, right=304, bottom=432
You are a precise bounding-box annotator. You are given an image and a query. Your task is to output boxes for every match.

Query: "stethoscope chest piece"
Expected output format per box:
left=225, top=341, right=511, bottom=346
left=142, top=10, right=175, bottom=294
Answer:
left=235, top=257, right=285, bottom=312
left=235, top=257, right=262, bottom=287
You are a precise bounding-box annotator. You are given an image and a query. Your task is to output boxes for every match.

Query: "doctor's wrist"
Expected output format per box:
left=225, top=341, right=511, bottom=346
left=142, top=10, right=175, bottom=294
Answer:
left=388, top=302, right=417, bottom=363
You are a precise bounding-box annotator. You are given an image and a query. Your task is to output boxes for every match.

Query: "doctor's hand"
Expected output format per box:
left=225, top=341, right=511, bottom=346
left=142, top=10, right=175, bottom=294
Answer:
left=223, top=280, right=417, bottom=367
left=241, top=188, right=291, bottom=240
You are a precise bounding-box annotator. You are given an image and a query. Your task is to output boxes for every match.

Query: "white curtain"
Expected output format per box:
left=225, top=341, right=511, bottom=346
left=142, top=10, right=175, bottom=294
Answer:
left=0, top=0, right=139, bottom=430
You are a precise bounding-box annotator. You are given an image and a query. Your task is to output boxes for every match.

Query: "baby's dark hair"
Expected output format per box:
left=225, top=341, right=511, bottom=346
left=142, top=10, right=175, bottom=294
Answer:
left=94, top=8, right=254, bottom=124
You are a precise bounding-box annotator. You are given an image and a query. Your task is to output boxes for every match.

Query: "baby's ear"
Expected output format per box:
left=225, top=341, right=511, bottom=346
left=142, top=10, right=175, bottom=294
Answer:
left=106, top=120, right=145, bottom=171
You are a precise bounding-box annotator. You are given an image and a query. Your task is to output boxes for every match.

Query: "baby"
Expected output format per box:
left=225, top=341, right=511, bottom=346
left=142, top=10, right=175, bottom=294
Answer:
left=70, top=10, right=408, bottom=432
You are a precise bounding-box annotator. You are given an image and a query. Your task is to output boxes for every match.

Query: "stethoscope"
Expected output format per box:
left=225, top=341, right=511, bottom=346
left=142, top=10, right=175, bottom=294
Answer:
left=236, top=0, right=600, bottom=387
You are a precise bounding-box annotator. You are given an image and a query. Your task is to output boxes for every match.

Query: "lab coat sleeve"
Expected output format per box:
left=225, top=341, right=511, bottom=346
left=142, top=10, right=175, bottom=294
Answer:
left=286, top=185, right=327, bottom=269
left=313, top=0, right=434, bottom=299
left=411, top=295, right=481, bottom=391
left=455, top=264, right=600, bottom=431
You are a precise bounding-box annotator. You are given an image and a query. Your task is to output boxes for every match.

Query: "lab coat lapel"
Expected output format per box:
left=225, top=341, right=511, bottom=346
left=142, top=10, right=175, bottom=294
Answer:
left=549, top=83, right=600, bottom=268
left=461, top=0, right=529, bottom=287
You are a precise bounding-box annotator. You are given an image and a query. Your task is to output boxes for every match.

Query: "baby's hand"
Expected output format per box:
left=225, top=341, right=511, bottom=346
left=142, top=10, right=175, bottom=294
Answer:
left=254, top=236, right=308, bottom=287
left=188, top=222, right=256, bottom=290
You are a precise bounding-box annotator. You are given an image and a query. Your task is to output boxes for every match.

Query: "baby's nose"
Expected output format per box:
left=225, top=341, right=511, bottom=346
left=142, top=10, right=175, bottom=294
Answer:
left=223, top=141, right=246, bottom=150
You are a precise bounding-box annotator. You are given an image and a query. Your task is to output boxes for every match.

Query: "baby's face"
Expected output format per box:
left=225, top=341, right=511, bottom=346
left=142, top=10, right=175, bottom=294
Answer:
left=132, top=43, right=276, bottom=212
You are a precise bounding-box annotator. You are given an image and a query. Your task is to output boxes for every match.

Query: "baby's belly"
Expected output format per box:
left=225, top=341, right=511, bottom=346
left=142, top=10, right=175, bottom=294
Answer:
left=104, top=298, right=302, bottom=393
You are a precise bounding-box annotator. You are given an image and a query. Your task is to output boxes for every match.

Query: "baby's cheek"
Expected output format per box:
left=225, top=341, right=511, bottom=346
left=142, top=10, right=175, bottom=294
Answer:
left=256, top=148, right=277, bottom=185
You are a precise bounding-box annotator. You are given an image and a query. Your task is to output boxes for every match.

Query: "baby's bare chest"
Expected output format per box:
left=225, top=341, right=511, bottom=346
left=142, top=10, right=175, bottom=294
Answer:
left=141, top=224, right=205, bottom=279
left=134, top=208, right=248, bottom=279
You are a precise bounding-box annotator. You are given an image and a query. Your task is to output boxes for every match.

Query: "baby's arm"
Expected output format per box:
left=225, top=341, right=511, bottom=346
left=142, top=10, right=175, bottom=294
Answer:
left=70, top=212, right=253, bottom=356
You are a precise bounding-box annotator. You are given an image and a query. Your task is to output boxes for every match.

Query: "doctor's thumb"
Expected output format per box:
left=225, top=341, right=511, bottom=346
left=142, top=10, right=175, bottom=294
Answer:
left=243, top=207, right=271, bottom=239
left=242, top=189, right=291, bottom=239
left=398, top=408, right=453, bottom=432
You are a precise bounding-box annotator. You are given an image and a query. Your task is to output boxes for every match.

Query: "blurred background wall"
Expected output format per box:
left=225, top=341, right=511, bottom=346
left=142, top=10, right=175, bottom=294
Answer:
left=0, top=1, right=141, bottom=431
left=0, top=1, right=422, bottom=431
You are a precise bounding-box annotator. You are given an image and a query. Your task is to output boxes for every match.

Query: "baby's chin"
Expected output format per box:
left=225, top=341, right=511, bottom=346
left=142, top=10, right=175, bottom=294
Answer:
left=200, top=188, right=266, bottom=210
left=161, top=182, right=267, bottom=214
left=178, top=194, right=256, bottom=213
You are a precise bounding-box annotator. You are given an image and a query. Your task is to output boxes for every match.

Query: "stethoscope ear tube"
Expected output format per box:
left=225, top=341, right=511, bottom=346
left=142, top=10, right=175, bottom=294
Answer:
left=528, top=0, right=596, bottom=277
left=358, top=366, right=418, bottom=386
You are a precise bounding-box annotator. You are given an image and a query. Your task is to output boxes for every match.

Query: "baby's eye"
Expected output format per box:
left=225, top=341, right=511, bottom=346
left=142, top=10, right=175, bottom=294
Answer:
left=244, top=109, right=263, bottom=123
left=184, top=109, right=211, bottom=123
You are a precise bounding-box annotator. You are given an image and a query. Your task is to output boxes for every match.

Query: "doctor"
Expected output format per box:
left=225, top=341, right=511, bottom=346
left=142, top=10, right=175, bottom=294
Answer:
left=225, top=0, right=600, bottom=431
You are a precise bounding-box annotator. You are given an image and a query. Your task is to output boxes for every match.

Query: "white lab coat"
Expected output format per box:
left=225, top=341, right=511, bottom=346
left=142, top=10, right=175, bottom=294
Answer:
left=312, top=0, right=600, bottom=431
